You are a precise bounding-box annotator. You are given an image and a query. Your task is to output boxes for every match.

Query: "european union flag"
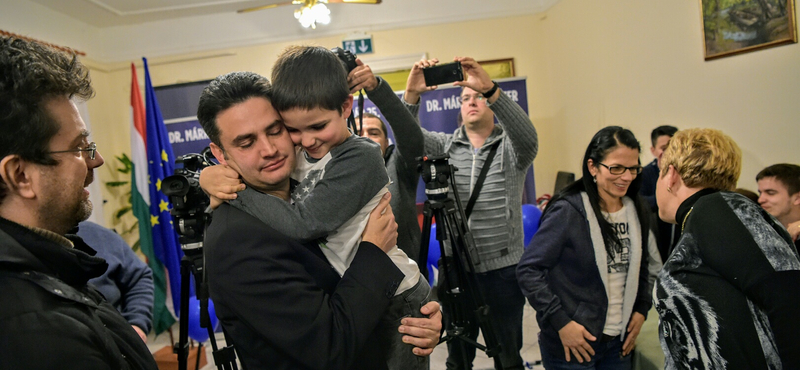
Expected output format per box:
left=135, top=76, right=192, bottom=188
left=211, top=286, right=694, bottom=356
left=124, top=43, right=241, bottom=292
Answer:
left=143, top=57, right=184, bottom=316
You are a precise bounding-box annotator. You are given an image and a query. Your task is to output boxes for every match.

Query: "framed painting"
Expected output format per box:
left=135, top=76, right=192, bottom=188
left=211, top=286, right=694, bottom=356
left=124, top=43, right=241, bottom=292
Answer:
left=700, top=0, right=797, bottom=60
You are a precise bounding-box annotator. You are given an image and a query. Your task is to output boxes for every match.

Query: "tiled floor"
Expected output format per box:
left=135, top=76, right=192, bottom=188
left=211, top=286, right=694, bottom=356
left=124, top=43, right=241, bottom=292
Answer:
left=146, top=304, right=544, bottom=370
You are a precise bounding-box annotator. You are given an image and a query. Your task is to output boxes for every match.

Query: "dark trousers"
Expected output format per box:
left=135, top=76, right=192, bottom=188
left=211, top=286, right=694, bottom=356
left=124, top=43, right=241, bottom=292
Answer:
left=440, top=264, right=525, bottom=370
left=539, top=333, right=631, bottom=370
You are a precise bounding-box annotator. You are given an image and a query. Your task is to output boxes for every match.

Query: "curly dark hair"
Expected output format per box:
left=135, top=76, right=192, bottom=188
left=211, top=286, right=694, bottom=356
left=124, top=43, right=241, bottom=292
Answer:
left=0, top=36, right=93, bottom=202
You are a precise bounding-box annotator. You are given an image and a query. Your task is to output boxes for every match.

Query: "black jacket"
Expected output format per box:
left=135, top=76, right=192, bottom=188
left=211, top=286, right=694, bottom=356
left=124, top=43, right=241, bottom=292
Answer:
left=205, top=203, right=404, bottom=370
left=655, top=191, right=800, bottom=369
left=0, top=217, right=157, bottom=370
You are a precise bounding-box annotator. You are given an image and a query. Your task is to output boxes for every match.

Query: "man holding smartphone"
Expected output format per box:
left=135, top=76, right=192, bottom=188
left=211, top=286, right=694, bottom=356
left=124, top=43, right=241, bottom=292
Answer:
left=403, top=57, right=538, bottom=370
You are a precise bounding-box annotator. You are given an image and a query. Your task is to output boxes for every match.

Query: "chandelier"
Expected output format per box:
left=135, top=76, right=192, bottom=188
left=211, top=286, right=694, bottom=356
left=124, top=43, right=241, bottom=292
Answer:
left=295, top=0, right=331, bottom=29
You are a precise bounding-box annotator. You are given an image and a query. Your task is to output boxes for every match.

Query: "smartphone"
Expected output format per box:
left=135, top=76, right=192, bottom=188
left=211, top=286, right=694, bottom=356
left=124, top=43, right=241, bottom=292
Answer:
left=422, top=62, right=464, bottom=87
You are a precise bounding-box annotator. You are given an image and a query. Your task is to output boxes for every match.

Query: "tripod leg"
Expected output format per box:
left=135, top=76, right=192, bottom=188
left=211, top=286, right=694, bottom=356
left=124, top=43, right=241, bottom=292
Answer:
left=178, top=257, right=192, bottom=370
left=418, top=204, right=434, bottom=280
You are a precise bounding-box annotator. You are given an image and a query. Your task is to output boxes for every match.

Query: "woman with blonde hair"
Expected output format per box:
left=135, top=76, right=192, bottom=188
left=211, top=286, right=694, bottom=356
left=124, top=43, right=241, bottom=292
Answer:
left=654, top=128, right=800, bottom=369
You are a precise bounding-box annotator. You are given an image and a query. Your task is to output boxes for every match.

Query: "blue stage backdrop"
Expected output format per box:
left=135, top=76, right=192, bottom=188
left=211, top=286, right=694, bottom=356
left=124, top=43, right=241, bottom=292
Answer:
left=157, top=77, right=535, bottom=204
left=155, top=80, right=213, bottom=160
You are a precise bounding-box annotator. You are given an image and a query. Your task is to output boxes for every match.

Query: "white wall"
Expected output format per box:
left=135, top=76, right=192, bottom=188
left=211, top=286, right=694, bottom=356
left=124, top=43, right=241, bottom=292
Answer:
left=533, top=0, right=799, bottom=195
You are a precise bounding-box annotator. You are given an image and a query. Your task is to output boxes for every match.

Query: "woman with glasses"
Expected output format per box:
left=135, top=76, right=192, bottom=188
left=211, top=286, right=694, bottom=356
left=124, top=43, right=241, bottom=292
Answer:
left=517, top=126, right=662, bottom=369
left=653, top=128, right=799, bottom=369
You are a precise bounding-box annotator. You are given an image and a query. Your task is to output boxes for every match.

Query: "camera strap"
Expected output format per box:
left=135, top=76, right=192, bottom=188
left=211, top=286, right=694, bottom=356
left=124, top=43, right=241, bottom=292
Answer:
left=465, top=140, right=500, bottom=219
left=347, top=91, right=365, bottom=135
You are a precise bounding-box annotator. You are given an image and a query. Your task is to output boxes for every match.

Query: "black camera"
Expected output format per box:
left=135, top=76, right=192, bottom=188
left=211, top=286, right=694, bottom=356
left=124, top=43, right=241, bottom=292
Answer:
left=162, top=150, right=214, bottom=249
left=331, top=47, right=357, bottom=73
left=419, top=154, right=454, bottom=200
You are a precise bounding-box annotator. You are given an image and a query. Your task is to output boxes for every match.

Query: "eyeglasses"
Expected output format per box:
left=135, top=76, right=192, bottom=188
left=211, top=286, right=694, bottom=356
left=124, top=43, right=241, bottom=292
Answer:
left=48, top=142, right=97, bottom=160
left=460, top=94, right=485, bottom=104
left=598, top=162, right=642, bottom=175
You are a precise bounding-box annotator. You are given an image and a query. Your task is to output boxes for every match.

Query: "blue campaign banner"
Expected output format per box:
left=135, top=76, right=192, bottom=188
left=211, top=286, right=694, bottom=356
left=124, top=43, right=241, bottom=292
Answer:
left=154, top=81, right=213, bottom=159
left=355, top=77, right=536, bottom=204
left=164, top=118, right=212, bottom=157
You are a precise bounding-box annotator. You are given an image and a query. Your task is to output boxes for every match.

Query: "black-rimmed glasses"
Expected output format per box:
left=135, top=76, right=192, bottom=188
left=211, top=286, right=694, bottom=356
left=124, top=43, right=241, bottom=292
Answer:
left=49, top=142, right=97, bottom=160
left=598, top=162, right=642, bottom=175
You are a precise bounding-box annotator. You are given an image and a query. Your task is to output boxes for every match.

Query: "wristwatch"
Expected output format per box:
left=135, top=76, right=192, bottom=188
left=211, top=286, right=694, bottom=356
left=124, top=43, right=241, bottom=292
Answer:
left=482, top=81, right=499, bottom=99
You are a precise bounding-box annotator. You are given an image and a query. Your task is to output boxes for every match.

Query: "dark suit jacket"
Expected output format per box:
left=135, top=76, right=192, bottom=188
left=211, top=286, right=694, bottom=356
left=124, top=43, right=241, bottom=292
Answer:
left=205, top=203, right=404, bottom=370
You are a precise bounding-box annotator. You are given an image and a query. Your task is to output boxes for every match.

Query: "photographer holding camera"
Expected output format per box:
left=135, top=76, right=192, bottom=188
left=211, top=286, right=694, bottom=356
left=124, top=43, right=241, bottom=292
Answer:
left=403, top=57, right=539, bottom=370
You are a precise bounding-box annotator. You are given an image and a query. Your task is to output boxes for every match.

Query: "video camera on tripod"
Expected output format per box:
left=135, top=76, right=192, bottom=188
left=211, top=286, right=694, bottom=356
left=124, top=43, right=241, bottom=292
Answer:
left=417, top=154, right=504, bottom=367
left=162, top=151, right=213, bottom=248
left=162, top=148, right=238, bottom=370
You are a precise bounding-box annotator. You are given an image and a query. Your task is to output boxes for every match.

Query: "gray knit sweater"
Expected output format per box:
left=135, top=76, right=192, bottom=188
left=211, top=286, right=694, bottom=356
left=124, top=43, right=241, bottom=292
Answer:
left=404, top=90, right=538, bottom=272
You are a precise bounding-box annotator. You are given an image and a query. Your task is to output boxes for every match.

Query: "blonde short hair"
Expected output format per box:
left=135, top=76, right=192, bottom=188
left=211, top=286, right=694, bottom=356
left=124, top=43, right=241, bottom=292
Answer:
left=660, top=128, right=741, bottom=191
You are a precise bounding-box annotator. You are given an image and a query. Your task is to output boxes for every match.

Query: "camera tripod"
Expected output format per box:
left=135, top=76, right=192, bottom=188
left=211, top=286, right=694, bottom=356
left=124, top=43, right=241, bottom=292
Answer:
left=175, top=245, right=238, bottom=370
left=416, top=155, right=504, bottom=368
left=163, top=152, right=238, bottom=370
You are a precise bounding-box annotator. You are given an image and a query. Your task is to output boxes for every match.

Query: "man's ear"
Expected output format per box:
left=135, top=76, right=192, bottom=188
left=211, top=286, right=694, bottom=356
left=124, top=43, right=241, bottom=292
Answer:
left=0, top=155, right=36, bottom=199
left=209, top=143, right=228, bottom=166
left=650, top=146, right=657, bottom=157
left=341, top=95, right=354, bottom=119
left=791, top=191, right=800, bottom=206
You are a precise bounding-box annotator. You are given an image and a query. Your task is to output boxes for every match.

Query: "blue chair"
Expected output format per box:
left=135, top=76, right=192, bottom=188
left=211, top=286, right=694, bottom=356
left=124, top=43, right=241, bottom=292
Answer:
left=522, top=204, right=542, bottom=248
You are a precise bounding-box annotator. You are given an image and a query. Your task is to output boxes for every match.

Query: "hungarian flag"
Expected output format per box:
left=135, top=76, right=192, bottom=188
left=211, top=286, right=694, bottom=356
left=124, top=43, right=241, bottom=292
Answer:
left=130, top=60, right=181, bottom=334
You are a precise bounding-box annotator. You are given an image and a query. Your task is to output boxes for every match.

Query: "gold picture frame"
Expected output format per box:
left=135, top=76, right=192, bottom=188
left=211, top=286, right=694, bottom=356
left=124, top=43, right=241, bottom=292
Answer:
left=700, top=0, right=798, bottom=60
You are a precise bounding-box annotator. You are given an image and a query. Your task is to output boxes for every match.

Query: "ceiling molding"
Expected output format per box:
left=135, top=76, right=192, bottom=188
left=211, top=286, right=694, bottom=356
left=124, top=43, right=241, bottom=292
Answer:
left=85, top=0, right=259, bottom=16
left=361, top=53, right=427, bottom=73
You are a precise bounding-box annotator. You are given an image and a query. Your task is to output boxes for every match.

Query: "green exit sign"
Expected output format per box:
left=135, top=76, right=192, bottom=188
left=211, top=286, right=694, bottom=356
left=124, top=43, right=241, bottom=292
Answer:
left=342, top=37, right=373, bottom=55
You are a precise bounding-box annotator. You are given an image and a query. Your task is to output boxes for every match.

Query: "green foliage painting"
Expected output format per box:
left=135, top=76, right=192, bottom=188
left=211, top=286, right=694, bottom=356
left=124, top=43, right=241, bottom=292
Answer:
left=701, top=0, right=797, bottom=59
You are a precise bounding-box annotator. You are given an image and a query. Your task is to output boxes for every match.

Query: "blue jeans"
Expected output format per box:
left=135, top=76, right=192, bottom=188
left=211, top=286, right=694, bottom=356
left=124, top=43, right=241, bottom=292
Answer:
left=539, top=334, right=631, bottom=370
left=379, top=277, right=431, bottom=370
left=440, top=265, right=525, bottom=370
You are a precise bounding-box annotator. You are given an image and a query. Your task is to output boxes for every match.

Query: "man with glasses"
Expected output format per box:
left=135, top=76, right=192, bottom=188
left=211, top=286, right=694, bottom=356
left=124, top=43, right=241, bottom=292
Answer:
left=0, top=36, right=158, bottom=369
left=403, top=57, right=538, bottom=370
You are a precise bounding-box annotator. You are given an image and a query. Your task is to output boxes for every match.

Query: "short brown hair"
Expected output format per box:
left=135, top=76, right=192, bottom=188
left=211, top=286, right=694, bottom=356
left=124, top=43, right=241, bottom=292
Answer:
left=361, top=112, right=387, bottom=137
left=756, top=163, right=800, bottom=195
left=660, top=128, right=741, bottom=191
left=270, top=46, right=349, bottom=114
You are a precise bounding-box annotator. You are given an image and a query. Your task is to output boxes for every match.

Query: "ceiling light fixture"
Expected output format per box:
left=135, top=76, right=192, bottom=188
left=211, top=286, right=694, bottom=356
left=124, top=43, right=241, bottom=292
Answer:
left=295, top=0, right=331, bottom=29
